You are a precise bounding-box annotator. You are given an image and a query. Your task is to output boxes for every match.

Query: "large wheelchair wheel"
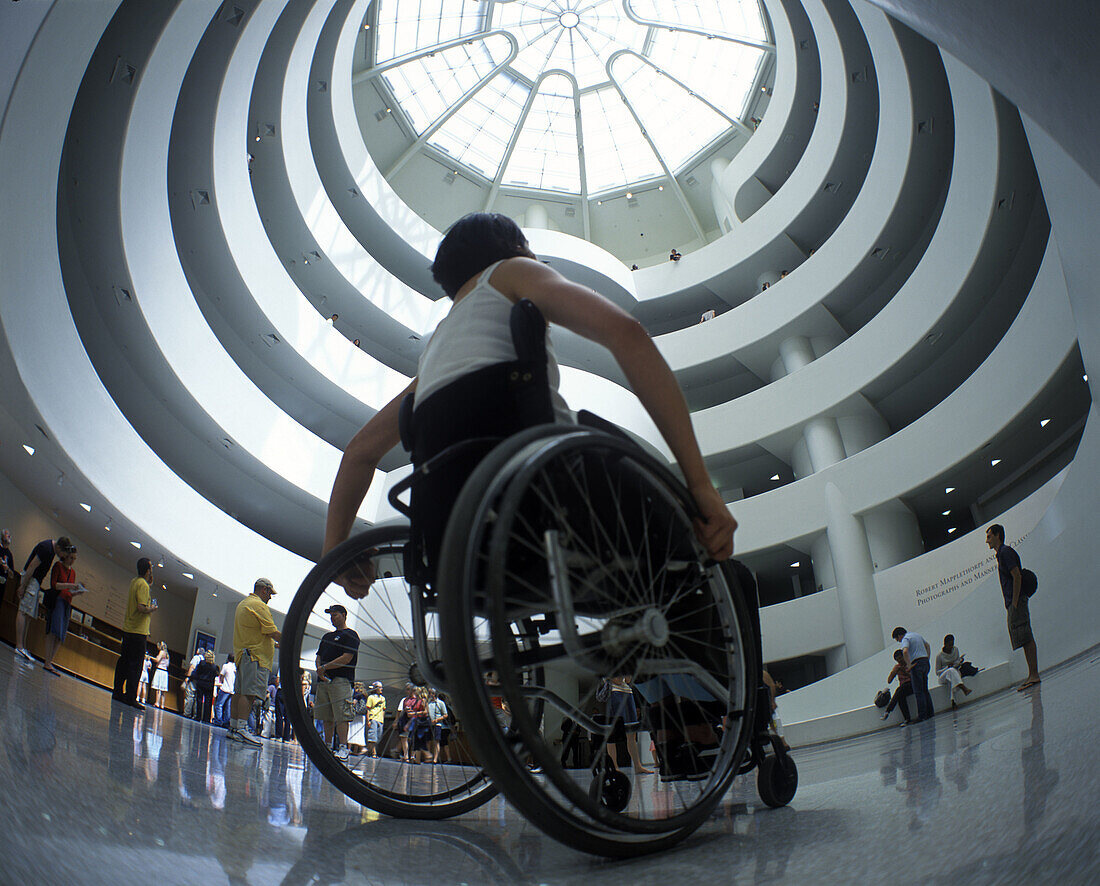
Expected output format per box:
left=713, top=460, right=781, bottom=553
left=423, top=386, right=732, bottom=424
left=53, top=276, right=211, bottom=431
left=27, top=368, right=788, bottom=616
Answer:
left=280, top=522, right=496, bottom=819
left=439, top=426, right=758, bottom=856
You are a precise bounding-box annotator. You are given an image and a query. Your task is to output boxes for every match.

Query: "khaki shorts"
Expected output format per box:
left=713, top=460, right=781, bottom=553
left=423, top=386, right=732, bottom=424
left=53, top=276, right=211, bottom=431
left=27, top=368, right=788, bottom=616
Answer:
left=1007, top=597, right=1034, bottom=650
left=313, top=677, right=354, bottom=723
left=18, top=578, right=40, bottom=616
left=237, top=649, right=270, bottom=699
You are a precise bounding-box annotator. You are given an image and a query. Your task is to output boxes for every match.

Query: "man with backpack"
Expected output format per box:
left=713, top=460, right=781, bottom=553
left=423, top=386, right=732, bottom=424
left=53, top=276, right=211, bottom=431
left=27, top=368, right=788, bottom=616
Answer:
left=986, top=523, right=1039, bottom=690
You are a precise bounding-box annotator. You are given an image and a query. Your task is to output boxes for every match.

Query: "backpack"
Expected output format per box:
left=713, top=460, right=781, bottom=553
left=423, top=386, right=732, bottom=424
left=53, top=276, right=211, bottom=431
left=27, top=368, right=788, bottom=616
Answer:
left=1021, top=567, right=1038, bottom=597
left=595, top=679, right=611, bottom=703
left=874, top=689, right=891, bottom=709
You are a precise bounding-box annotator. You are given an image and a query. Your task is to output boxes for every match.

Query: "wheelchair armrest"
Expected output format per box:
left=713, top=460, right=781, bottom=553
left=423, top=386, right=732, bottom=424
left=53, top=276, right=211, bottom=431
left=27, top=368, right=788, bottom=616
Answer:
left=386, top=436, right=506, bottom=518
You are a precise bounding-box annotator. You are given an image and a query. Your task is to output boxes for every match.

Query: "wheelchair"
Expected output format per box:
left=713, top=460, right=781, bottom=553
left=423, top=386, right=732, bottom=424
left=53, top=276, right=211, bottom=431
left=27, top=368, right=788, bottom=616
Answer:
left=280, top=301, right=797, bottom=856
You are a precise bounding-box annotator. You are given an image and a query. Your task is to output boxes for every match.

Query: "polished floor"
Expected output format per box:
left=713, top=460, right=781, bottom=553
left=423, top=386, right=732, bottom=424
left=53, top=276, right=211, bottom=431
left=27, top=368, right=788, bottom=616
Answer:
left=2, top=646, right=1098, bottom=885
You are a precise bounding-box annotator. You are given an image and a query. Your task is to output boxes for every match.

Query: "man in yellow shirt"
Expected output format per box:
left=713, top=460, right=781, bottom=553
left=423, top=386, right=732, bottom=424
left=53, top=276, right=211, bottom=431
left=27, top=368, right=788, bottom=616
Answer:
left=366, top=681, right=386, bottom=758
left=228, top=578, right=281, bottom=746
left=112, top=558, right=158, bottom=709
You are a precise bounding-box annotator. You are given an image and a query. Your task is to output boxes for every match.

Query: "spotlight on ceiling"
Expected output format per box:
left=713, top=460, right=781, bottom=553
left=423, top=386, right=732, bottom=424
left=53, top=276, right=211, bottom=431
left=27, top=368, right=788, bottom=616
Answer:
left=991, top=458, right=1001, bottom=467
left=79, top=503, right=91, bottom=512
left=1039, top=418, right=1050, bottom=428
left=789, top=561, right=800, bottom=568
left=770, top=474, right=780, bottom=481
left=945, top=486, right=955, bottom=494
left=948, top=527, right=957, bottom=534
left=942, top=510, right=951, bottom=516
left=22, top=444, right=35, bottom=456
left=130, top=541, right=141, bottom=549
left=182, top=572, right=194, bottom=580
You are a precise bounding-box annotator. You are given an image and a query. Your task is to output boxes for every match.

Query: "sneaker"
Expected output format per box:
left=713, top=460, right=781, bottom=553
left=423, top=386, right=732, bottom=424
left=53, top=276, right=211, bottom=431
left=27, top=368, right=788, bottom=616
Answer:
left=880, top=711, right=890, bottom=720
left=19, top=648, right=35, bottom=662
left=228, top=728, right=262, bottom=748
left=335, top=747, right=349, bottom=762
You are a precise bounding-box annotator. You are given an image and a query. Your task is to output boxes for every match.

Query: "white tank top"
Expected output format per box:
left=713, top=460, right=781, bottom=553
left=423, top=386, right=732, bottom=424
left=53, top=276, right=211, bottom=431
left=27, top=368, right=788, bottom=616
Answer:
left=415, top=261, right=572, bottom=421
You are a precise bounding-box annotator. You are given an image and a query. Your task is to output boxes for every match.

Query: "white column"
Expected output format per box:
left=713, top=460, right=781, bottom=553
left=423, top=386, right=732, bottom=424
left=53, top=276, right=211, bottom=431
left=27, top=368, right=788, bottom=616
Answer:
left=779, top=335, right=815, bottom=373
left=824, top=481, right=885, bottom=663
left=804, top=415, right=847, bottom=471
left=810, top=532, right=836, bottom=590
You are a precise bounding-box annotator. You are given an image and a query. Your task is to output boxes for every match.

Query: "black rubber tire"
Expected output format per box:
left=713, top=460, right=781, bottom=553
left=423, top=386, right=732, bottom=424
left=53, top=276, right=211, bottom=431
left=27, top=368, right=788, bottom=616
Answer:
left=589, top=767, right=632, bottom=813
left=757, top=752, right=798, bottom=808
left=280, top=522, right=496, bottom=819
left=439, top=427, right=759, bottom=856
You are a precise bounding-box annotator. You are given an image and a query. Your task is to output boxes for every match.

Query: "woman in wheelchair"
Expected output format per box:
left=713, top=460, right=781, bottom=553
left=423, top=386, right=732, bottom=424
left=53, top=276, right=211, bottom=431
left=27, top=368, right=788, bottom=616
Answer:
left=287, top=212, right=788, bottom=856
left=323, top=212, right=736, bottom=575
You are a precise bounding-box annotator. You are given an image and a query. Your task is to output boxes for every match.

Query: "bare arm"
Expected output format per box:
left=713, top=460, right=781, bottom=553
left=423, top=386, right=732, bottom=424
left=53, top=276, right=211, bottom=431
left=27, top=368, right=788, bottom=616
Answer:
left=494, top=258, right=737, bottom=559
left=1010, top=566, right=1023, bottom=608
left=17, top=556, right=40, bottom=596
left=323, top=379, right=415, bottom=559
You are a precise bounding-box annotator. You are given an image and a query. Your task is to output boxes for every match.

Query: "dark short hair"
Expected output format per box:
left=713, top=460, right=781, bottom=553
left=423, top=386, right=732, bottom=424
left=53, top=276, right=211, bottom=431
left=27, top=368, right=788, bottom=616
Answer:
left=430, top=212, right=532, bottom=299
left=892, top=627, right=906, bottom=640
left=893, top=649, right=904, bottom=662
left=944, top=634, right=954, bottom=646
left=227, top=653, right=234, bottom=663
left=988, top=523, right=1005, bottom=542
left=137, top=557, right=152, bottom=576
left=56, top=536, right=75, bottom=554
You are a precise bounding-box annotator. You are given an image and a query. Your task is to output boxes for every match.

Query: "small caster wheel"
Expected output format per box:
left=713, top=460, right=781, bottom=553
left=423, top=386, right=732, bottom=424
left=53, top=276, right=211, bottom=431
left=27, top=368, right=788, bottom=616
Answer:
left=757, top=753, right=797, bottom=808
left=588, top=767, right=631, bottom=812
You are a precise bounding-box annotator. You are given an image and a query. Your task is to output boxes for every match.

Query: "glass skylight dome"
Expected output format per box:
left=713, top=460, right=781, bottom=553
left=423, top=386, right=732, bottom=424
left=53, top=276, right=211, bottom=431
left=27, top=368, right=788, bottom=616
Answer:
left=368, top=1, right=772, bottom=197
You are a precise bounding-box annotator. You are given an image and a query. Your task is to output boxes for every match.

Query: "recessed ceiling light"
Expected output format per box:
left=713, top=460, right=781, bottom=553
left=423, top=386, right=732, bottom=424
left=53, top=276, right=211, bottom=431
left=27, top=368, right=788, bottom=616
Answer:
left=625, top=192, right=633, bottom=199
left=945, top=486, right=955, bottom=494
left=182, top=572, right=194, bottom=580
left=161, top=584, right=167, bottom=590
left=1084, top=374, right=1089, bottom=382
left=789, top=561, right=800, bottom=568
left=22, top=444, right=35, bottom=456
left=991, top=458, right=1001, bottom=467
left=130, top=541, right=141, bottom=549
left=1039, top=418, right=1050, bottom=428
left=947, top=527, right=957, bottom=534
left=212, top=592, right=218, bottom=598
left=104, top=523, right=111, bottom=532
left=942, top=510, right=951, bottom=516
left=79, top=503, right=91, bottom=512
left=658, top=185, right=664, bottom=191
left=770, top=474, right=780, bottom=481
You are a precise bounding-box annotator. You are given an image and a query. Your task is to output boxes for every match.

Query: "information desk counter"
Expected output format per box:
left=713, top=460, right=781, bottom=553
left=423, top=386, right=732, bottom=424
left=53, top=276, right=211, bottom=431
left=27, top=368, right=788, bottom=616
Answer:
left=1, top=575, right=182, bottom=711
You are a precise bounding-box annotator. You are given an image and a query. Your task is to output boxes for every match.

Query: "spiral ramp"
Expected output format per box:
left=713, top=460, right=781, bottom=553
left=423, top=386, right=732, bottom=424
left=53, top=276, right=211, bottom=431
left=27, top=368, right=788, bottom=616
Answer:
left=0, top=0, right=1095, bottom=733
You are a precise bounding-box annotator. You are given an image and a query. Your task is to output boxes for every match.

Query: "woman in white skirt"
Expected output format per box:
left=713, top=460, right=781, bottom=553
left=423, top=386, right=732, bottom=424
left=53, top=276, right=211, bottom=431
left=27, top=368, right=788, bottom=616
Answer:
left=150, top=641, right=169, bottom=709
left=347, top=682, right=368, bottom=754
left=138, top=654, right=151, bottom=704
left=936, top=634, right=973, bottom=710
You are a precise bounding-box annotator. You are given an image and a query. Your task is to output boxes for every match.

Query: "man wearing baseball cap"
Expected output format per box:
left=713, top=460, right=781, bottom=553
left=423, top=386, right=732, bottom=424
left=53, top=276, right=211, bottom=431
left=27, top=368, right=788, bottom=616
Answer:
left=314, top=603, right=360, bottom=762
left=365, top=680, right=386, bottom=758
left=229, top=578, right=281, bottom=747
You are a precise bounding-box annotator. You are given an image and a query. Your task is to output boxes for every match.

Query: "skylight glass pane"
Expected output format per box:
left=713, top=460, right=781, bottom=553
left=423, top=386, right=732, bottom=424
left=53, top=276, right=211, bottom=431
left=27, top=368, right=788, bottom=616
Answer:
left=626, top=0, right=767, bottom=42
left=374, top=0, right=487, bottom=64
left=647, top=31, right=764, bottom=120
left=493, top=0, right=646, bottom=89
left=382, top=34, right=512, bottom=134
left=503, top=76, right=581, bottom=192
left=611, top=54, right=731, bottom=170
left=580, top=87, right=663, bottom=193
left=431, top=75, right=530, bottom=178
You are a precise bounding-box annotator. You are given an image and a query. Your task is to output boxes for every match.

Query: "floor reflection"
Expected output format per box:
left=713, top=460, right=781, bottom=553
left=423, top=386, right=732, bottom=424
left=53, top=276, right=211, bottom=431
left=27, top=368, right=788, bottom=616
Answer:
left=2, top=648, right=1099, bottom=884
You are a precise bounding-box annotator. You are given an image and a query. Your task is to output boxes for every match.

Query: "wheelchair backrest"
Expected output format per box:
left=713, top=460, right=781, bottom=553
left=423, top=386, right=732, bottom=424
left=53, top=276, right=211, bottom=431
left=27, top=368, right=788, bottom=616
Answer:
left=399, top=299, right=557, bottom=583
